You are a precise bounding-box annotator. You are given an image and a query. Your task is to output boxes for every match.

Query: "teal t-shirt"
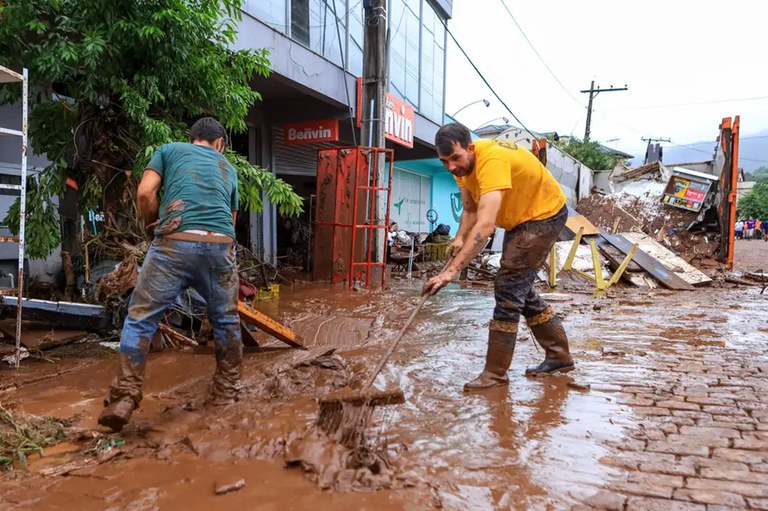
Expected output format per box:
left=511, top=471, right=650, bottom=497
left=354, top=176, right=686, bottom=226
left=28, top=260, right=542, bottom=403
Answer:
left=146, top=142, right=239, bottom=238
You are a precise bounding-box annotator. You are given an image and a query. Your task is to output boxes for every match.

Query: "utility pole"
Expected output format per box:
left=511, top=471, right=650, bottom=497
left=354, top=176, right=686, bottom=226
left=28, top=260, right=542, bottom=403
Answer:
left=641, top=137, right=671, bottom=164
left=360, top=0, right=388, bottom=265
left=580, top=80, right=628, bottom=141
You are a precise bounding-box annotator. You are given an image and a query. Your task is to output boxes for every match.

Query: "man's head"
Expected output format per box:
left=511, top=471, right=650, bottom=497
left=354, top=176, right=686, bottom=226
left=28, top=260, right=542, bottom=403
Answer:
left=190, top=117, right=228, bottom=153
left=435, top=123, right=475, bottom=177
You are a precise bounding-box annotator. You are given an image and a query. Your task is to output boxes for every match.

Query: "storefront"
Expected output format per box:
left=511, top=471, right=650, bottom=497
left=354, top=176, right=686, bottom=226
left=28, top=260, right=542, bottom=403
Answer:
left=233, top=1, right=453, bottom=267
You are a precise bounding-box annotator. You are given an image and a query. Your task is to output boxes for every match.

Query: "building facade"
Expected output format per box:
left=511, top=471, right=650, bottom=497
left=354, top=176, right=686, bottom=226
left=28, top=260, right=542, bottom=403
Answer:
left=234, top=0, right=453, bottom=264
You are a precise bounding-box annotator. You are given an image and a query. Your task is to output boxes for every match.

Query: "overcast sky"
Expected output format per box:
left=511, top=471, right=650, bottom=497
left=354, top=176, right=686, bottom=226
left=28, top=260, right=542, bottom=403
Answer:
left=445, top=0, right=768, bottom=156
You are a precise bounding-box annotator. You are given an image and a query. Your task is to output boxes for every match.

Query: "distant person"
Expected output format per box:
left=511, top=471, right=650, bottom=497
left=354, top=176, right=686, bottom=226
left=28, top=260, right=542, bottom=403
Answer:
left=746, top=217, right=756, bottom=240
left=735, top=219, right=743, bottom=240
left=755, top=219, right=763, bottom=240
left=762, top=218, right=768, bottom=241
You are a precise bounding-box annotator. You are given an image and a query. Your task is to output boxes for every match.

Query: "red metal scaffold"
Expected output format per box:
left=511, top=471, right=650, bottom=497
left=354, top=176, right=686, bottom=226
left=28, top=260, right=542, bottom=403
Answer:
left=313, top=146, right=394, bottom=289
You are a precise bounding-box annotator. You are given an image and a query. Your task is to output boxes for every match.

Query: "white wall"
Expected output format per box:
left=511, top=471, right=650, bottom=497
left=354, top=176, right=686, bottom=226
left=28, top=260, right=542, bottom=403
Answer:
left=0, top=103, right=61, bottom=283
left=494, top=127, right=593, bottom=205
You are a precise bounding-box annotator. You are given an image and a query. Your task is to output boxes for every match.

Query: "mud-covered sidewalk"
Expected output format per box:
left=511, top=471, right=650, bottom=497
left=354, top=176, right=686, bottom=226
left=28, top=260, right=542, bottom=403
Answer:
left=1, top=279, right=767, bottom=510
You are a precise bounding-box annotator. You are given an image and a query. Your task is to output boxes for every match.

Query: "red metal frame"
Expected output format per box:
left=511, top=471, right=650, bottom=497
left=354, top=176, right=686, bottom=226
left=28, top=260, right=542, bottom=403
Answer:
left=314, top=146, right=394, bottom=289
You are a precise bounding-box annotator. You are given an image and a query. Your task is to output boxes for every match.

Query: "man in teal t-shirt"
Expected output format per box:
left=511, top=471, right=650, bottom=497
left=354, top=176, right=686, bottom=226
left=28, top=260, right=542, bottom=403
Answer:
left=99, top=117, right=243, bottom=432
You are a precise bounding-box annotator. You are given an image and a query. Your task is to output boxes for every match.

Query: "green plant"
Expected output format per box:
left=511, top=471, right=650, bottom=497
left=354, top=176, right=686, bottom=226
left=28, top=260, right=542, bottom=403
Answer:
left=553, top=137, right=625, bottom=171
left=0, top=0, right=302, bottom=259
left=0, top=404, right=69, bottom=467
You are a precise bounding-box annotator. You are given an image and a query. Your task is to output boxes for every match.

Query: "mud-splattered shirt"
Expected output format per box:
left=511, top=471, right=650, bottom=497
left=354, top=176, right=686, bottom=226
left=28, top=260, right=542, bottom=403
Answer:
left=454, top=139, right=566, bottom=231
left=146, top=142, right=239, bottom=238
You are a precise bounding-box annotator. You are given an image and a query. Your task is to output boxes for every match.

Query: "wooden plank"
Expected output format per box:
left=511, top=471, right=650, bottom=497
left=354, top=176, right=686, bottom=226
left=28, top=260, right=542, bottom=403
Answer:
left=620, top=232, right=712, bottom=286
left=564, top=204, right=600, bottom=236
left=600, top=234, right=695, bottom=290
left=237, top=301, right=305, bottom=349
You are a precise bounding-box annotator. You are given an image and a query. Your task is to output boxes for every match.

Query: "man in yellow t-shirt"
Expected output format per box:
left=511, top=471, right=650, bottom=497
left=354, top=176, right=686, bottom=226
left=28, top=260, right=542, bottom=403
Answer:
left=423, top=123, right=574, bottom=390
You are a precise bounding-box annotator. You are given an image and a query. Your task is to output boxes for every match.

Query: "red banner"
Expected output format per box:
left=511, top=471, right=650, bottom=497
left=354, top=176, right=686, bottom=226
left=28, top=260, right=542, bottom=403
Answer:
left=355, top=78, right=415, bottom=148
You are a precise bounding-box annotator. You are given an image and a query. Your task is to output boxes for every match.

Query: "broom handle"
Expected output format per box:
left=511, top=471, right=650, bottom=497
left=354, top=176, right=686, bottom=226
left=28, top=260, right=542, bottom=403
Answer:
left=362, top=258, right=453, bottom=390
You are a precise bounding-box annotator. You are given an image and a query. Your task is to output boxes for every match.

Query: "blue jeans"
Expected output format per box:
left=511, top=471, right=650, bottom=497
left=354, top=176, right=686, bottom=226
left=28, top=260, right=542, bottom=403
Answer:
left=120, top=237, right=241, bottom=368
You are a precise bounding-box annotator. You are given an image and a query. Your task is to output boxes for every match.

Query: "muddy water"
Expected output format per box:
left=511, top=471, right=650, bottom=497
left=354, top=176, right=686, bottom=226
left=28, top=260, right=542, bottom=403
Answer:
left=1, top=281, right=766, bottom=510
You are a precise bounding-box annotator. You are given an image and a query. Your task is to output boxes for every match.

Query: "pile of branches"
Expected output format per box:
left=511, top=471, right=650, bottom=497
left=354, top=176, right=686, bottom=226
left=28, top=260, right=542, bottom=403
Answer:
left=0, top=404, right=71, bottom=467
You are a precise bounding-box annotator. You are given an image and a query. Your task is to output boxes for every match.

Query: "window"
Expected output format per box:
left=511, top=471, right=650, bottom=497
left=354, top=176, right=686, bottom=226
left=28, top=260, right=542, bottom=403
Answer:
left=291, top=0, right=310, bottom=46
left=389, top=0, right=446, bottom=122
left=243, top=0, right=288, bottom=33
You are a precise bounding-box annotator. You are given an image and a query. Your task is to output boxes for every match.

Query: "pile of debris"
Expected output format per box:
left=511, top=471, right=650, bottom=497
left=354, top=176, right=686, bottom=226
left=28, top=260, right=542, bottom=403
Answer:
left=577, top=161, right=721, bottom=266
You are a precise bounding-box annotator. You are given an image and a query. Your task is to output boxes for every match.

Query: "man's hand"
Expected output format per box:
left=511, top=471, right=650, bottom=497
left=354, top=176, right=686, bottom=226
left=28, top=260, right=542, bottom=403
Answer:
left=421, top=267, right=459, bottom=296
left=445, top=238, right=464, bottom=259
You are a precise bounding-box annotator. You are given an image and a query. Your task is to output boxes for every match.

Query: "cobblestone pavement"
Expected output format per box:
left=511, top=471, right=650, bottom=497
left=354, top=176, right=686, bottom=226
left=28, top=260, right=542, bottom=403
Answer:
left=569, top=286, right=768, bottom=511
left=735, top=238, right=768, bottom=272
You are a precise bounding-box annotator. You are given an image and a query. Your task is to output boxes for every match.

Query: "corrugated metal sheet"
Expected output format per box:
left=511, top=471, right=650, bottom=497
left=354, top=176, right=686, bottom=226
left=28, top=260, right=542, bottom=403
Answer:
left=272, top=126, right=339, bottom=176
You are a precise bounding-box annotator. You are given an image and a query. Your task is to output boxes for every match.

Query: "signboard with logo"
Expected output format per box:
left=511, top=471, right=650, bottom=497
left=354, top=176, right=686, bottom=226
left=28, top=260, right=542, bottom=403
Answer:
left=356, top=78, right=415, bottom=148
left=660, top=167, right=717, bottom=212
left=283, top=119, right=339, bottom=145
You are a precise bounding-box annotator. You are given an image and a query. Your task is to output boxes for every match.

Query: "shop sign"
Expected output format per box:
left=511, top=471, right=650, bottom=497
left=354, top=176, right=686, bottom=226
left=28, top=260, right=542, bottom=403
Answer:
left=356, top=78, right=415, bottom=148
left=283, top=119, right=339, bottom=145
left=661, top=168, right=716, bottom=212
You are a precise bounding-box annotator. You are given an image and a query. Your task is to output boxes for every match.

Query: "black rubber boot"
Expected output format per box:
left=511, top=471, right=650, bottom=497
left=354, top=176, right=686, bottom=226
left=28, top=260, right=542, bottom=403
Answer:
left=98, top=354, right=145, bottom=431
left=525, top=315, right=574, bottom=376
left=464, top=329, right=517, bottom=391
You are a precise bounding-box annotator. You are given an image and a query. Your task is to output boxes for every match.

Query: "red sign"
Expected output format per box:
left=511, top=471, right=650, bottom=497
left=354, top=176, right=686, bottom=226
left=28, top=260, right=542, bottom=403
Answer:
left=283, top=119, right=339, bottom=145
left=356, top=78, right=415, bottom=148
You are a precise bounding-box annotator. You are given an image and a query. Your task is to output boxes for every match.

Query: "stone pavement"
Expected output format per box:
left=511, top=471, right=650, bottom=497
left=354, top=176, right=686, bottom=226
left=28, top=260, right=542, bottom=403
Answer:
left=570, top=288, right=768, bottom=511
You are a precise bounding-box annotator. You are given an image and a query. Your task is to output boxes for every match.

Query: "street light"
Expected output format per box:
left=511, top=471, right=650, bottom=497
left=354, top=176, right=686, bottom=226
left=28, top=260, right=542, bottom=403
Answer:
left=475, top=117, right=509, bottom=130
left=451, top=99, right=490, bottom=118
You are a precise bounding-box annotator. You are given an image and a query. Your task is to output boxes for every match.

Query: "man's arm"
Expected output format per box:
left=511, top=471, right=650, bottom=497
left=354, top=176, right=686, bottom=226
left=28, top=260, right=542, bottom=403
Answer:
left=232, top=210, right=237, bottom=229
left=447, top=191, right=501, bottom=272
left=137, top=169, right=162, bottom=227
left=423, top=190, right=502, bottom=295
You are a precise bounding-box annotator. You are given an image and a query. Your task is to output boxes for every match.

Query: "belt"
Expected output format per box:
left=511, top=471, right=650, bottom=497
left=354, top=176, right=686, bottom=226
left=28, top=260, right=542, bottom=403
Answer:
left=162, top=232, right=234, bottom=244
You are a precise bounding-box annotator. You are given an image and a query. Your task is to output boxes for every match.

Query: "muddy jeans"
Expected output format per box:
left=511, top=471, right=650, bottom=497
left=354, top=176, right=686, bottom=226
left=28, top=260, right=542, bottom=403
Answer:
left=491, top=206, right=567, bottom=332
left=120, top=237, right=241, bottom=368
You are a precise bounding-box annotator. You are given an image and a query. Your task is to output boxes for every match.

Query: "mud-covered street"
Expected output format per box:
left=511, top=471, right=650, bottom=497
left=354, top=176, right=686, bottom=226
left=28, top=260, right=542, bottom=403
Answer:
left=2, top=248, right=767, bottom=510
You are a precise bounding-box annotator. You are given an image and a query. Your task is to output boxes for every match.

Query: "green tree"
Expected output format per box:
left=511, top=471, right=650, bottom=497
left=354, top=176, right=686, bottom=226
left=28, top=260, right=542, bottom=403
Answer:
left=0, top=0, right=302, bottom=259
left=744, top=166, right=768, bottom=183
left=738, top=182, right=768, bottom=219
left=554, top=137, right=625, bottom=171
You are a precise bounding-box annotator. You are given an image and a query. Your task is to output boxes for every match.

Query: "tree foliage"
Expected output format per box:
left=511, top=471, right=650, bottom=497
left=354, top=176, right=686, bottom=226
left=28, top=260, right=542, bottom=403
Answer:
left=738, top=182, right=768, bottom=220
left=0, top=0, right=303, bottom=259
left=554, top=137, right=626, bottom=171
left=744, top=166, right=768, bottom=183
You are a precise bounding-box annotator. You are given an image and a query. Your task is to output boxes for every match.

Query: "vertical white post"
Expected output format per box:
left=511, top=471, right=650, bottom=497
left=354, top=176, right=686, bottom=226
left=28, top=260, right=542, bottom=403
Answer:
left=15, top=68, right=28, bottom=369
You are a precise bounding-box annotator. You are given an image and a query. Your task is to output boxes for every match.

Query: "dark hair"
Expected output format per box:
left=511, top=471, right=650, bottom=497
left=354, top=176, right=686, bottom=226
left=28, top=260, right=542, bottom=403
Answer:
left=190, top=117, right=227, bottom=145
left=435, top=123, right=471, bottom=154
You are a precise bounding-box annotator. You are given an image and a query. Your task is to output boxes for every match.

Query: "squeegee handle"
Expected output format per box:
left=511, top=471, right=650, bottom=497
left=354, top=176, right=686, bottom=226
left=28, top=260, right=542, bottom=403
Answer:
left=362, top=258, right=453, bottom=390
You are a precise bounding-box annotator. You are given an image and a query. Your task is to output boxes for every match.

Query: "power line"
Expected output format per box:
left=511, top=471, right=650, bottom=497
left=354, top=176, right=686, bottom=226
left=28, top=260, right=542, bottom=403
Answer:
left=440, top=18, right=535, bottom=138
left=498, top=0, right=584, bottom=108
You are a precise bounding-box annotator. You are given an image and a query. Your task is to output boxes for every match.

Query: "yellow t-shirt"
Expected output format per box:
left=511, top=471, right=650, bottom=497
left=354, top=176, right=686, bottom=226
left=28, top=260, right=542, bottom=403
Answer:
left=454, top=139, right=566, bottom=230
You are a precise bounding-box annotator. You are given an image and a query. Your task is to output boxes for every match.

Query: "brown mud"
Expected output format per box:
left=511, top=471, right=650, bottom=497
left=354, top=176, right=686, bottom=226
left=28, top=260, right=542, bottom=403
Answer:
left=1, top=277, right=766, bottom=509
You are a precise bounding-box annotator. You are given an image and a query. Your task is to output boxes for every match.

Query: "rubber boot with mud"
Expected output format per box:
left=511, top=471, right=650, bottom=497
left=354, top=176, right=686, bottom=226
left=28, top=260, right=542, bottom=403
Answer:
left=98, top=354, right=145, bottom=432
left=464, top=329, right=517, bottom=391
left=210, top=342, right=243, bottom=406
left=525, top=315, right=574, bottom=376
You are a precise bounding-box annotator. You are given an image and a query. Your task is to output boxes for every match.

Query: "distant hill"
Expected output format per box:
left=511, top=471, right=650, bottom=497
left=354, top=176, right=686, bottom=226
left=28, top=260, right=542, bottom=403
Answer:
left=630, top=130, right=768, bottom=172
